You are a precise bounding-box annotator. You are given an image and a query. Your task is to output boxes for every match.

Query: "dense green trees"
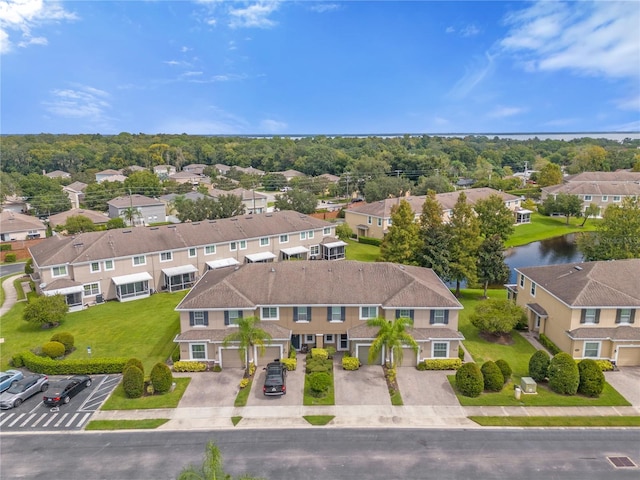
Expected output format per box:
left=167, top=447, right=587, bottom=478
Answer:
left=477, top=235, right=510, bottom=298
left=23, top=294, right=69, bottom=328
left=540, top=193, right=583, bottom=224
left=469, top=298, right=527, bottom=336
left=55, top=214, right=96, bottom=234
left=274, top=188, right=317, bottom=214
left=379, top=200, right=420, bottom=265
left=474, top=194, right=515, bottom=241
left=447, top=192, right=482, bottom=296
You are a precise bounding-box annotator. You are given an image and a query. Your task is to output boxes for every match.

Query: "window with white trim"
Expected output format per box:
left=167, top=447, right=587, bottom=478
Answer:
left=618, top=308, right=632, bottom=324
left=104, top=259, right=114, bottom=271
left=377, top=218, right=382, bottom=227
left=205, top=245, right=216, bottom=255
left=323, top=227, right=331, bottom=236
left=190, top=344, right=206, bottom=360
left=296, top=307, right=311, bottom=322
left=360, top=306, right=377, bottom=320
left=279, top=234, right=289, bottom=244
left=519, top=273, right=525, bottom=288
left=188, top=248, right=197, bottom=258
left=193, top=311, right=206, bottom=326
left=613, top=196, right=621, bottom=202
left=310, top=245, right=319, bottom=256
left=367, top=216, right=372, bottom=225
left=261, top=307, right=279, bottom=320
left=239, top=240, right=247, bottom=250
left=325, top=334, right=334, bottom=344
left=584, top=341, right=600, bottom=358
left=52, top=265, right=67, bottom=277
left=530, top=282, right=536, bottom=296
left=230, top=241, right=238, bottom=251
left=160, top=251, right=173, bottom=262
left=133, top=255, right=146, bottom=266
left=305, top=334, right=315, bottom=343
left=83, top=283, right=100, bottom=296
left=260, top=237, right=269, bottom=247
left=432, top=310, right=446, bottom=324
left=308, top=230, right=314, bottom=239
left=388, top=218, right=392, bottom=226
left=90, top=262, right=100, bottom=273
left=602, top=196, right=608, bottom=202
left=432, top=342, right=449, bottom=358
left=398, top=309, right=411, bottom=319
left=227, top=310, right=241, bottom=325
left=300, top=231, right=307, bottom=240
left=584, top=195, right=592, bottom=201
left=330, top=306, right=344, bottom=322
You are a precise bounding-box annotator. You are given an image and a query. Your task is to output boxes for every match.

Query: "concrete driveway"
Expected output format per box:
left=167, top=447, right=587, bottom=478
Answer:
left=175, top=369, right=244, bottom=408
left=334, top=362, right=391, bottom=406
left=396, top=368, right=460, bottom=406
left=246, top=366, right=304, bottom=406
left=604, top=367, right=640, bottom=406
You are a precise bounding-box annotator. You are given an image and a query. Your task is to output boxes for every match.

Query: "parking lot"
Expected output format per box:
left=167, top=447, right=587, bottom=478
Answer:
left=0, top=374, right=120, bottom=431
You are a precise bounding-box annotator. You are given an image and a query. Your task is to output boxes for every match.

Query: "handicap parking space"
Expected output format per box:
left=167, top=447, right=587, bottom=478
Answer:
left=0, top=374, right=120, bottom=431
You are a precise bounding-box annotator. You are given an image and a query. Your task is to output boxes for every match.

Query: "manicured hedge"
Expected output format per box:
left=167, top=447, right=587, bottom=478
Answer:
left=150, top=362, right=173, bottom=394
left=417, top=359, right=462, bottom=371
left=42, top=341, right=65, bottom=359
left=123, top=365, right=144, bottom=398
left=481, top=361, right=504, bottom=392
left=495, top=359, right=512, bottom=383
left=50, top=332, right=75, bottom=354
left=539, top=334, right=562, bottom=355
left=595, top=360, right=614, bottom=372
left=311, top=348, right=329, bottom=360
left=358, top=236, right=382, bottom=246
left=14, top=350, right=128, bottom=374
left=528, top=350, right=550, bottom=382
left=172, top=361, right=207, bottom=372
left=308, top=372, right=331, bottom=397
left=342, top=356, right=360, bottom=370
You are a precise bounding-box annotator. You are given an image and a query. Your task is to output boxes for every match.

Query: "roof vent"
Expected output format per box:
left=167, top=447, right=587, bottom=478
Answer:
left=574, top=266, right=583, bottom=271
left=150, top=227, right=159, bottom=230
left=123, top=230, right=132, bottom=234
left=168, top=225, right=176, bottom=229
left=271, top=267, right=275, bottom=272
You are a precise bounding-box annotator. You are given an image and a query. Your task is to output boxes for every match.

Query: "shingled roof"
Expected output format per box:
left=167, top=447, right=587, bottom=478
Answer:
left=176, top=261, right=463, bottom=311
left=29, top=211, right=333, bottom=267
left=517, top=259, right=640, bottom=307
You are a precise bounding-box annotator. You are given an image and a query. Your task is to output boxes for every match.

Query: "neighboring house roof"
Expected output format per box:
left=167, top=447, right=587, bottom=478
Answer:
left=176, top=261, right=463, bottom=311
left=48, top=209, right=109, bottom=227
left=63, top=181, right=88, bottom=193
left=209, top=188, right=267, bottom=201
left=0, top=211, right=46, bottom=234
left=44, top=170, right=71, bottom=178
left=347, top=188, right=519, bottom=218
left=541, top=182, right=640, bottom=197
left=276, top=169, right=306, bottom=179
left=100, top=174, right=128, bottom=183
left=348, top=323, right=463, bottom=340
left=107, top=194, right=164, bottom=208
left=159, top=192, right=208, bottom=202
left=516, top=259, right=640, bottom=307
left=564, top=171, right=640, bottom=183
left=234, top=166, right=265, bottom=176
left=97, top=169, right=121, bottom=176
left=319, top=173, right=340, bottom=183
left=567, top=326, right=640, bottom=341
left=29, top=210, right=333, bottom=267
left=127, top=165, right=147, bottom=172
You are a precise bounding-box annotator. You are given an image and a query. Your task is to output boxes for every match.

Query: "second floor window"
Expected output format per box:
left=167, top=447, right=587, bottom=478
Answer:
left=52, top=265, right=67, bottom=277
left=90, top=262, right=100, bottom=273
left=133, top=255, right=146, bottom=266
left=616, top=308, right=634, bottom=324
left=581, top=308, right=600, bottom=324
left=160, top=251, right=173, bottom=262
left=261, top=307, right=278, bottom=320
left=328, top=306, right=345, bottom=322
left=260, top=237, right=269, bottom=246
left=205, top=245, right=216, bottom=255
left=360, top=306, right=377, bottom=319
left=279, top=234, right=289, bottom=243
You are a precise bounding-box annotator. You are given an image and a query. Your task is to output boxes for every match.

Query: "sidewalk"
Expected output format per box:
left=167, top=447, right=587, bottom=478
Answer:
left=0, top=273, right=23, bottom=318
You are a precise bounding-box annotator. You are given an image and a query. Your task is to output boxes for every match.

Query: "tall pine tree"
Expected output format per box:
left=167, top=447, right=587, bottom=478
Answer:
left=448, top=192, right=481, bottom=296
left=417, top=190, right=451, bottom=280
left=379, top=199, right=420, bottom=265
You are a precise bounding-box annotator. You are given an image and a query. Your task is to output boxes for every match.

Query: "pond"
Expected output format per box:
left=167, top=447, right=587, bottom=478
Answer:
left=504, top=233, right=584, bottom=283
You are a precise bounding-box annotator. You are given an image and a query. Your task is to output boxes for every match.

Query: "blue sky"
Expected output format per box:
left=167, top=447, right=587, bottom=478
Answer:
left=1, top=1, right=639, bottom=135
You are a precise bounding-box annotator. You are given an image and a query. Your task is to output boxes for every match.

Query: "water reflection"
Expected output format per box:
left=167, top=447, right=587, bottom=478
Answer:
left=504, top=234, right=583, bottom=283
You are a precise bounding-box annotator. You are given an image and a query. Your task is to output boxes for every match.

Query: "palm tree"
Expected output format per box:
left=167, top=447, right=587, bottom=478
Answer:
left=121, top=206, right=141, bottom=226
left=177, top=441, right=263, bottom=480
left=367, top=316, right=418, bottom=367
left=223, top=316, right=272, bottom=375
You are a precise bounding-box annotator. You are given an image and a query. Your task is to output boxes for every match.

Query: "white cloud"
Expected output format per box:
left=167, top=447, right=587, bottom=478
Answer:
left=487, top=106, right=526, bottom=118
left=501, top=1, right=640, bottom=79
left=43, top=85, right=110, bottom=120
left=156, top=105, right=250, bottom=134
left=0, top=0, right=77, bottom=54
left=309, top=3, right=340, bottom=14
left=461, top=24, right=480, bottom=37
left=260, top=118, right=287, bottom=133
left=445, top=26, right=455, bottom=34
left=614, top=93, right=640, bottom=112
left=448, top=52, right=496, bottom=99
left=608, top=119, right=640, bottom=132
left=182, top=71, right=203, bottom=77
left=228, top=1, right=280, bottom=29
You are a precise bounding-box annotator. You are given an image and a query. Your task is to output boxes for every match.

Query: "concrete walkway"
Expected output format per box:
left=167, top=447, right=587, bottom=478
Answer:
left=0, top=273, right=23, bottom=317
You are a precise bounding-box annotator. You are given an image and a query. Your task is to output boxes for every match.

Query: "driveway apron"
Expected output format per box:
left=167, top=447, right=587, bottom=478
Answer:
left=246, top=367, right=304, bottom=406
left=175, top=370, right=245, bottom=408
left=334, top=363, right=391, bottom=406
left=604, top=367, right=640, bottom=407
left=396, top=369, right=460, bottom=406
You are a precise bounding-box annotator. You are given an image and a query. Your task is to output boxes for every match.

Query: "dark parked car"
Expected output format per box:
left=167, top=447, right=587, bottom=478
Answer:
left=263, top=361, right=286, bottom=396
left=43, top=375, right=92, bottom=406
left=0, top=374, right=49, bottom=409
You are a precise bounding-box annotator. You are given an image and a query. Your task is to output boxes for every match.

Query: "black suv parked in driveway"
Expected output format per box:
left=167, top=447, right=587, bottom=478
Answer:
left=263, top=361, right=286, bottom=396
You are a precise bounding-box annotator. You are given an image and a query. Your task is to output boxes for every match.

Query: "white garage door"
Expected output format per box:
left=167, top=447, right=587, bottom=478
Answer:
left=617, top=347, right=640, bottom=366
left=357, top=345, right=382, bottom=365
left=257, top=346, right=282, bottom=366
left=399, top=347, right=418, bottom=367
left=220, top=348, right=244, bottom=368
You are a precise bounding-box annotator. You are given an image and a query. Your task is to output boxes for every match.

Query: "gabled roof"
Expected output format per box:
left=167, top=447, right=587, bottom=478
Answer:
left=44, top=170, right=71, bottom=178
left=542, top=182, right=640, bottom=196
left=63, top=181, right=88, bottom=193
left=176, top=261, right=463, bottom=311
left=564, top=171, right=640, bottom=183
left=159, top=192, right=208, bottom=202
left=0, top=211, right=46, bottom=234
left=97, top=169, right=121, bottom=176
left=435, top=188, right=519, bottom=211
left=48, top=208, right=109, bottom=227
left=107, top=194, right=163, bottom=208
left=516, top=259, right=640, bottom=307
left=209, top=188, right=267, bottom=201
left=29, top=210, right=333, bottom=267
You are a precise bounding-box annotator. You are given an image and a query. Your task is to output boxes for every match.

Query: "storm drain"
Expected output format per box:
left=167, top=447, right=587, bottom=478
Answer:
left=607, top=456, right=637, bottom=468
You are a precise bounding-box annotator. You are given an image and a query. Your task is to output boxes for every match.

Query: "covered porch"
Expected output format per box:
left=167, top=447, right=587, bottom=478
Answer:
left=162, top=264, right=198, bottom=292
left=245, top=252, right=276, bottom=264
left=280, top=245, right=309, bottom=261
left=112, top=272, right=153, bottom=302
left=514, top=208, right=532, bottom=225
left=321, top=239, right=347, bottom=260
left=206, top=257, right=240, bottom=270
left=42, top=279, right=84, bottom=312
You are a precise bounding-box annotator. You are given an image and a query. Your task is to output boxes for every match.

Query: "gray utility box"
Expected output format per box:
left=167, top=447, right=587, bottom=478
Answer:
left=520, top=376, right=537, bottom=394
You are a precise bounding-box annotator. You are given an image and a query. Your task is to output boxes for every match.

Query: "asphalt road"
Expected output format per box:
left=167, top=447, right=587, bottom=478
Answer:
left=0, top=261, right=26, bottom=277
left=1, top=428, right=638, bottom=479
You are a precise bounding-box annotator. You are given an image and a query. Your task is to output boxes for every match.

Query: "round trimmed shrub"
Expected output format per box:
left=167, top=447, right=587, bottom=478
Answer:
left=42, top=341, right=65, bottom=359
left=548, top=352, right=580, bottom=395
left=50, top=332, right=74, bottom=354
left=577, top=359, right=605, bottom=397
left=455, top=362, right=484, bottom=398
left=308, top=372, right=331, bottom=397
left=150, top=362, right=173, bottom=394
left=495, top=359, right=512, bottom=383
left=122, top=365, right=144, bottom=398
left=528, top=350, right=550, bottom=382
left=124, top=358, right=144, bottom=375
left=481, top=361, right=504, bottom=392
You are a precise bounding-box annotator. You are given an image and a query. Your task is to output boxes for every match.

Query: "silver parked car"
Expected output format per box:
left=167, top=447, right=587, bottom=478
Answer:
left=0, top=374, right=49, bottom=409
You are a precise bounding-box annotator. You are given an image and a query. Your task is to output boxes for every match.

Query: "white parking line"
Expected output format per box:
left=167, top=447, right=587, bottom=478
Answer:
left=31, top=413, right=48, bottom=427
left=54, top=413, right=68, bottom=427
left=20, top=414, right=36, bottom=427
left=43, top=413, right=58, bottom=427
left=65, top=413, right=79, bottom=427
left=0, top=413, right=15, bottom=427
left=8, top=413, right=25, bottom=427
left=77, top=412, right=91, bottom=428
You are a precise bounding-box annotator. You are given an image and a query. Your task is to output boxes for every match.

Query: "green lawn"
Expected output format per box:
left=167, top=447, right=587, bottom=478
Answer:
left=469, top=416, right=640, bottom=427
left=101, top=377, right=190, bottom=410
left=303, top=415, right=335, bottom=425
left=456, top=288, right=630, bottom=407
left=345, top=239, right=380, bottom=262
left=234, top=379, right=252, bottom=407
left=505, top=212, right=599, bottom=247
left=0, top=290, right=187, bottom=372
left=85, top=419, right=169, bottom=430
